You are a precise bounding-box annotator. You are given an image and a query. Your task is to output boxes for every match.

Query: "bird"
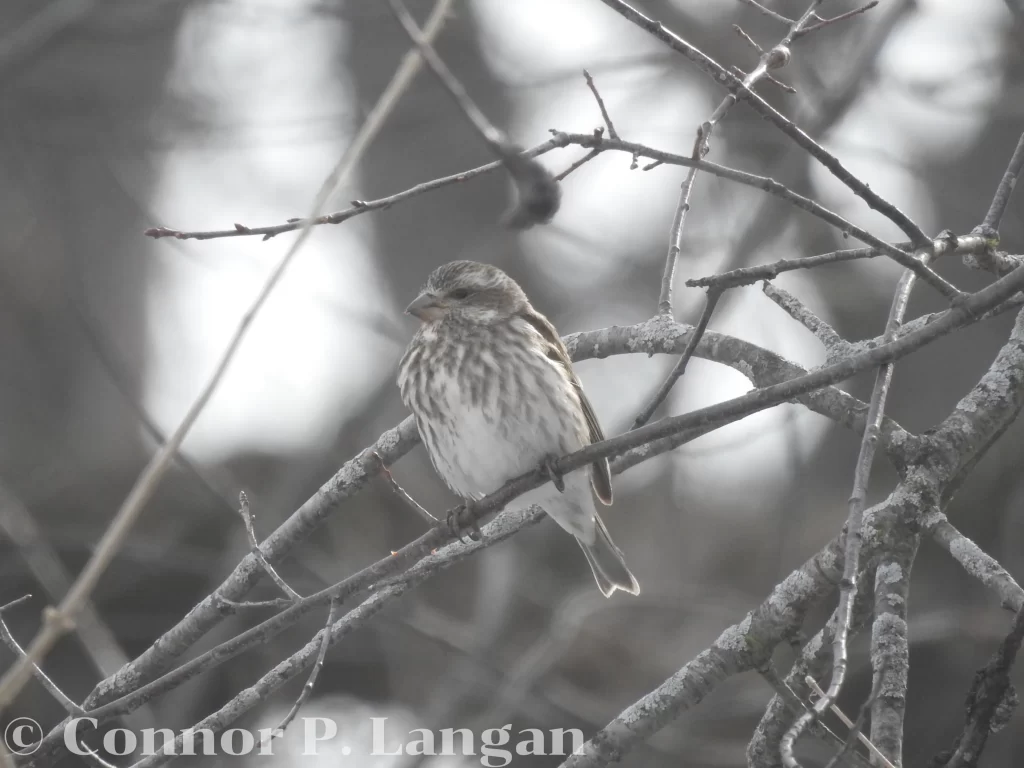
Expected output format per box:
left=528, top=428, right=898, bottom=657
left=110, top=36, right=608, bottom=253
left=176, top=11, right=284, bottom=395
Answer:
left=397, top=260, right=639, bottom=597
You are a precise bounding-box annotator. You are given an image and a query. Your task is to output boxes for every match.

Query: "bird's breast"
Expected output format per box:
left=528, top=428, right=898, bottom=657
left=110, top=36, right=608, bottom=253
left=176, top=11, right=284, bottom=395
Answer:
left=399, top=323, right=586, bottom=499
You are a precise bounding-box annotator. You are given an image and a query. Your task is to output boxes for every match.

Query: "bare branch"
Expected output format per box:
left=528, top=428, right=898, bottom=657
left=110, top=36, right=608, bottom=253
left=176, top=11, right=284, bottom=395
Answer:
left=738, top=0, right=795, bottom=25
left=868, top=532, right=918, bottom=765
left=689, top=235, right=992, bottom=290
left=594, top=0, right=932, bottom=248
left=550, top=132, right=960, bottom=299
left=237, top=491, right=302, bottom=602
left=795, top=2, right=880, bottom=39
left=145, top=136, right=562, bottom=242
left=259, top=597, right=339, bottom=748
left=923, top=511, right=1024, bottom=613
left=0, top=596, right=85, bottom=716
left=632, top=287, right=722, bottom=428
left=762, top=282, right=851, bottom=361
left=756, top=663, right=874, bottom=768
left=806, top=675, right=892, bottom=768
left=655, top=1, right=816, bottom=314
left=388, top=0, right=559, bottom=229
left=749, top=566, right=877, bottom=768
left=582, top=69, right=619, bottom=140
left=372, top=450, right=440, bottom=525
left=783, top=249, right=938, bottom=766
left=558, top=536, right=846, bottom=767
left=973, top=131, right=1024, bottom=239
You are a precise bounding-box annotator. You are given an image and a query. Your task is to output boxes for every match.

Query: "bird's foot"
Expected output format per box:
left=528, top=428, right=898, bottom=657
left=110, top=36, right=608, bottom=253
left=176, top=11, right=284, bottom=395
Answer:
left=446, top=502, right=482, bottom=543
left=541, top=454, right=565, bottom=493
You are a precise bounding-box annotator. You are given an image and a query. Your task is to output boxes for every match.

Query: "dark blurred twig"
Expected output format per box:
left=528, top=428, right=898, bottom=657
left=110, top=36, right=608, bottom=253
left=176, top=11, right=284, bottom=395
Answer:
left=145, top=136, right=562, bottom=242
left=0, top=480, right=153, bottom=701
left=930, top=605, right=1024, bottom=768
left=387, top=0, right=560, bottom=229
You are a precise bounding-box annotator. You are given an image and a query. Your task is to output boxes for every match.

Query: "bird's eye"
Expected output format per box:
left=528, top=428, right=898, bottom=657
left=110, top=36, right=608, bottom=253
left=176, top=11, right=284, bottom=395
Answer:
left=449, top=288, right=471, bottom=300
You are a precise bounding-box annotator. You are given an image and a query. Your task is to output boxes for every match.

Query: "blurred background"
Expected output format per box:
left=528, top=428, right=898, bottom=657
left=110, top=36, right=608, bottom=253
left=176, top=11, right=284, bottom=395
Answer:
left=1, top=0, right=1023, bottom=765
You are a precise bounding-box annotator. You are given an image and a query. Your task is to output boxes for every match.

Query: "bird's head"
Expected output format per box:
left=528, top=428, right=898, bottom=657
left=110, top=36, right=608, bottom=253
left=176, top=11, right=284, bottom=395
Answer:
left=405, top=260, right=528, bottom=325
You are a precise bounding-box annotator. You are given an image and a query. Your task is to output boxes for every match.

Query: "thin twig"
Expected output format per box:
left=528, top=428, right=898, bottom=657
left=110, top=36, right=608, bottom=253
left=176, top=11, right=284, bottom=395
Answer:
left=0, top=606, right=84, bottom=716
left=553, top=148, right=601, bottom=182
left=806, top=675, right=894, bottom=768
left=632, top=287, right=722, bottom=428
left=795, top=1, right=880, bottom=39
left=757, top=663, right=873, bottom=768
left=583, top=69, right=619, bottom=139
left=237, top=491, right=302, bottom=602
left=973, top=131, right=1024, bottom=239
left=146, top=136, right=563, bottom=242
left=0, top=0, right=453, bottom=713
left=933, top=605, right=1024, bottom=767
left=689, top=245, right=895, bottom=289
left=259, top=597, right=340, bottom=749
left=596, top=0, right=932, bottom=248
left=217, top=597, right=296, bottom=610
left=387, top=0, right=559, bottom=228
left=655, top=0, right=816, bottom=313
left=0, top=593, right=110, bottom=768
left=737, top=0, right=795, bottom=25
left=549, top=132, right=961, bottom=299
left=373, top=451, right=440, bottom=525
left=782, top=249, right=935, bottom=766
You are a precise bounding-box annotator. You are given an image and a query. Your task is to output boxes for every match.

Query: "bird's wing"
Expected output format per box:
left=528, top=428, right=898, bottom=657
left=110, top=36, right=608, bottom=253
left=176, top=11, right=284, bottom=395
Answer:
left=519, top=308, right=614, bottom=505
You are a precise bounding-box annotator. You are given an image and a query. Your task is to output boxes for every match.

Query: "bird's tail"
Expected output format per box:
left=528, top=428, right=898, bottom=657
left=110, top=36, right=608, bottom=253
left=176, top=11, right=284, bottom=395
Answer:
left=577, top=514, right=640, bottom=597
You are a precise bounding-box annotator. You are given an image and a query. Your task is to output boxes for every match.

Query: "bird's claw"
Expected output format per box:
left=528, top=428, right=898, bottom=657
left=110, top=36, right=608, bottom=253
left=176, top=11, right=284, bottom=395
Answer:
left=542, top=454, right=565, bottom=493
left=446, top=503, right=482, bottom=543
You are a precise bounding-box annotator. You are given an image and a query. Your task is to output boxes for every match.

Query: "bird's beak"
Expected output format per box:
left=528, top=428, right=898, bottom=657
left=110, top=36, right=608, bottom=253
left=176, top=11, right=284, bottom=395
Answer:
left=405, top=291, right=445, bottom=321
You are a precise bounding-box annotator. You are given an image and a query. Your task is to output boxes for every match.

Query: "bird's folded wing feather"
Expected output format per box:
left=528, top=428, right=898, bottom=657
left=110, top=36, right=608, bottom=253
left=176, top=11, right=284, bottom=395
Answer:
left=519, top=308, right=614, bottom=505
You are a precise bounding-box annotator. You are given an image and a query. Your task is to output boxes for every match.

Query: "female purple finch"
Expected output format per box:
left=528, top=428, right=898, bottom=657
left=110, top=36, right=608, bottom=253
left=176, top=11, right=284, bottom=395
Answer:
left=398, top=260, right=639, bottom=597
